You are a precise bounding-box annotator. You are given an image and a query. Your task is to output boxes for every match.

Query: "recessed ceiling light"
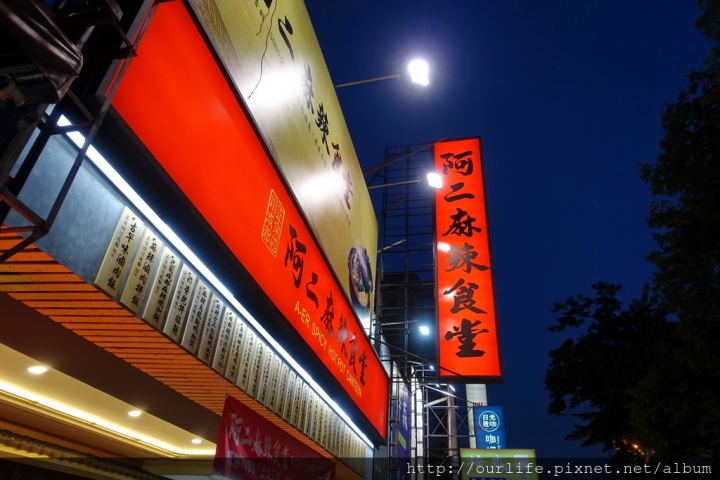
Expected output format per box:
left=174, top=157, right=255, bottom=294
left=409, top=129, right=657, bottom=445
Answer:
left=128, top=410, right=142, bottom=417
left=191, top=438, right=202, bottom=444
left=28, top=366, right=48, bottom=375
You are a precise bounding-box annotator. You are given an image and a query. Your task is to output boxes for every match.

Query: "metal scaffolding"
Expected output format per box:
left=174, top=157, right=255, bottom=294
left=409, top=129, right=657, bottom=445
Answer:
left=370, top=144, right=476, bottom=479
left=0, top=0, right=155, bottom=262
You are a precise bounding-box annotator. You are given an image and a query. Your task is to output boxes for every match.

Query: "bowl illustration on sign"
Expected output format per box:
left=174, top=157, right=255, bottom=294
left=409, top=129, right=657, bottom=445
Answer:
left=348, top=246, right=373, bottom=311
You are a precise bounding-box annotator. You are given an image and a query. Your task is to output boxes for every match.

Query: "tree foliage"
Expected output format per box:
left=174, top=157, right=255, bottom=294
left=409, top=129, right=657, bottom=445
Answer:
left=635, top=0, right=720, bottom=466
left=546, top=0, right=720, bottom=472
left=546, top=283, right=669, bottom=465
left=640, top=58, right=720, bottom=325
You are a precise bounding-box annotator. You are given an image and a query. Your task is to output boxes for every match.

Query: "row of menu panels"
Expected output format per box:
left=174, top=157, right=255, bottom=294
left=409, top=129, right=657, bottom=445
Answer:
left=94, top=207, right=366, bottom=471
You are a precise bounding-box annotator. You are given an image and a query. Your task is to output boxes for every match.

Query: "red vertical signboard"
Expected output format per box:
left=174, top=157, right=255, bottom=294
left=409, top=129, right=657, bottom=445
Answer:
left=214, top=396, right=336, bottom=480
left=434, top=138, right=502, bottom=381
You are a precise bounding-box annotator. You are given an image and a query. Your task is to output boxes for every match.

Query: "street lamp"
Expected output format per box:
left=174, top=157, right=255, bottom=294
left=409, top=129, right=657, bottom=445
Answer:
left=334, top=59, right=430, bottom=88
left=367, top=172, right=442, bottom=190
left=407, top=59, right=429, bottom=86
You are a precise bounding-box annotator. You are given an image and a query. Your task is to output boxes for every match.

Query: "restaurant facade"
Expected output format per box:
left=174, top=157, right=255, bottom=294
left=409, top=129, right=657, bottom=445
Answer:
left=0, top=0, right=389, bottom=479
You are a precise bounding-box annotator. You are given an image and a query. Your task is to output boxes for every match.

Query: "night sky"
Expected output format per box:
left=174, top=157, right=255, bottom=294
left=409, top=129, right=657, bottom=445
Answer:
left=304, top=0, right=712, bottom=459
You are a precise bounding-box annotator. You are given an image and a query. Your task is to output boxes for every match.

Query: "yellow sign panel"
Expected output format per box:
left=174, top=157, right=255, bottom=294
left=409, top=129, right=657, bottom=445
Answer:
left=187, top=0, right=378, bottom=329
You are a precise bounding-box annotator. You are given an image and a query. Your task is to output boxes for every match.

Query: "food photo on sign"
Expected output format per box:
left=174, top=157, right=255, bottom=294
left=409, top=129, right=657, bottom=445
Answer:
left=348, top=246, right=373, bottom=325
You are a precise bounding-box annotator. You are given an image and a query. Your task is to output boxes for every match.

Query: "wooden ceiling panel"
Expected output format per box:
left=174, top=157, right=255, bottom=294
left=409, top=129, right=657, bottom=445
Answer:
left=0, top=232, right=340, bottom=465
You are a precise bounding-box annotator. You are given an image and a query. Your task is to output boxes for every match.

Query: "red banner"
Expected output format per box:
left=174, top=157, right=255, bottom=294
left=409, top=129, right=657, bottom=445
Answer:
left=214, top=396, right=336, bottom=480
left=434, top=138, right=502, bottom=381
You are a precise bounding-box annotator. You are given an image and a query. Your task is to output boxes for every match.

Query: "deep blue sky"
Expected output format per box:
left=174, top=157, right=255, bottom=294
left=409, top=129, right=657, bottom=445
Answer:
left=304, top=0, right=712, bottom=458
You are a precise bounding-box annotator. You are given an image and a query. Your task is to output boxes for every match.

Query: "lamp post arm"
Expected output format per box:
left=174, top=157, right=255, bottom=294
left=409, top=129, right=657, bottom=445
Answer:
left=362, top=137, right=448, bottom=176
left=334, top=73, right=401, bottom=88
left=367, top=178, right=420, bottom=190
left=371, top=335, right=464, bottom=378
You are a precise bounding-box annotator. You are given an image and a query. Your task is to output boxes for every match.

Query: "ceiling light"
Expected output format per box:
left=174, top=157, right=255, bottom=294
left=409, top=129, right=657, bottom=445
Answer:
left=191, top=438, right=202, bottom=444
left=27, top=366, right=47, bottom=375
left=128, top=410, right=142, bottom=417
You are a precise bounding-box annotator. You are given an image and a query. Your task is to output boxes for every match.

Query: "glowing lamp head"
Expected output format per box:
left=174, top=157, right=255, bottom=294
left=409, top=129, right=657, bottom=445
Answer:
left=427, top=172, right=442, bottom=189
left=419, top=325, right=430, bottom=336
left=408, top=59, right=429, bottom=86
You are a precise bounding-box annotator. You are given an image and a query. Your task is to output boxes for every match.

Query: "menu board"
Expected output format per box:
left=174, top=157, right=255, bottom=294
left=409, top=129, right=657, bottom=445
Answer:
left=119, top=228, right=162, bottom=313
left=265, top=354, right=283, bottom=409
left=236, top=330, right=257, bottom=392
left=212, top=308, right=237, bottom=374
left=163, top=264, right=196, bottom=342
left=248, top=339, right=266, bottom=398
left=256, top=347, right=275, bottom=405
left=180, top=279, right=209, bottom=354
left=274, top=363, right=291, bottom=416
left=95, top=207, right=143, bottom=298
left=224, top=316, right=248, bottom=383
left=198, top=294, right=225, bottom=365
left=141, top=247, right=179, bottom=329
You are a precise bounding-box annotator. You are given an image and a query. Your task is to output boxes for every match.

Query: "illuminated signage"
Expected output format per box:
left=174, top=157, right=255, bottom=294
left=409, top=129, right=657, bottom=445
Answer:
left=473, top=406, right=506, bottom=449
left=185, top=0, right=378, bottom=330
left=112, top=1, right=388, bottom=438
left=459, top=449, right=540, bottom=480
left=434, top=138, right=502, bottom=381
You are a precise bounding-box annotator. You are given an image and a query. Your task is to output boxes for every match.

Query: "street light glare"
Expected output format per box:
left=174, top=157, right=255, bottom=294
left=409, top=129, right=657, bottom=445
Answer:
left=427, top=172, right=442, bottom=189
left=419, top=325, right=430, bottom=335
left=408, top=59, right=429, bottom=86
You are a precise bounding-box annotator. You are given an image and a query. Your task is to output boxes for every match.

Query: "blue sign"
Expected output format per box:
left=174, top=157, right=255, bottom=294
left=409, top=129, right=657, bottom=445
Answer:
left=472, top=406, right=506, bottom=449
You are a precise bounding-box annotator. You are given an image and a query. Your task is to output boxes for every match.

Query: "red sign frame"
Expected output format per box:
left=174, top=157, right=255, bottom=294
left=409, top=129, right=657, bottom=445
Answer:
left=112, top=1, right=388, bottom=438
left=434, top=138, right=502, bottom=381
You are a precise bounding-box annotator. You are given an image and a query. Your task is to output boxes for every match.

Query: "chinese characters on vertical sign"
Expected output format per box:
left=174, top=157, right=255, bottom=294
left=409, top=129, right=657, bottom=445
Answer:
left=94, top=207, right=143, bottom=297
left=119, top=228, right=162, bottom=313
left=434, top=138, right=502, bottom=381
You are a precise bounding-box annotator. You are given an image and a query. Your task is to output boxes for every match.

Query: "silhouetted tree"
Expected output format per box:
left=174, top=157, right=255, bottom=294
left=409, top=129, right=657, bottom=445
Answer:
left=633, top=0, right=720, bottom=467
left=546, top=283, right=669, bottom=468
left=547, top=0, right=720, bottom=473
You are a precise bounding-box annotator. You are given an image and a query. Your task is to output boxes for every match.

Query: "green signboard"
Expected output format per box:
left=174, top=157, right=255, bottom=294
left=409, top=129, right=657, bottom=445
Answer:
left=459, top=449, right=540, bottom=480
